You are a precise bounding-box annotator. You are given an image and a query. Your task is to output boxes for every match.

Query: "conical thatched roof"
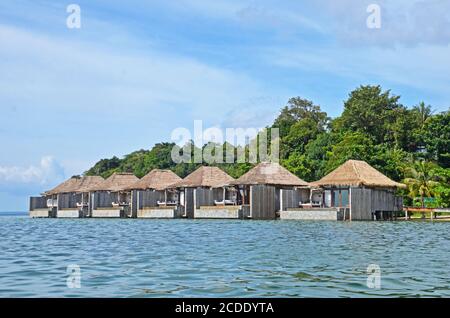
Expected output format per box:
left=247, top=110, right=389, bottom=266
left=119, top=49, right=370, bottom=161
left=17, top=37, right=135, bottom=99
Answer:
left=172, top=166, right=234, bottom=188
left=231, top=162, right=309, bottom=187
left=91, top=172, right=139, bottom=192
left=311, top=160, right=406, bottom=188
left=45, top=176, right=83, bottom=195
left=75, top=176, right=105, bottom=193
left=125, top=169, right=182, bottom=191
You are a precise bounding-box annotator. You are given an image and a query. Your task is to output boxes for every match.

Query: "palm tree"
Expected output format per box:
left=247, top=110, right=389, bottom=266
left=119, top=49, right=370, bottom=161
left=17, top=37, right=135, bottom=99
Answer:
left=403, top=161, right=440, bottom=210
left=413, top=102, right=433, bottom=129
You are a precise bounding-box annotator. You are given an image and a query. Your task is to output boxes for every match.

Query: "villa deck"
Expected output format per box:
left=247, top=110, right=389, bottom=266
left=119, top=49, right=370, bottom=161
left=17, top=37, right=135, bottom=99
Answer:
left=280, top=208, right=345, bottom=221
left=194, top=205, right=242, bottom=219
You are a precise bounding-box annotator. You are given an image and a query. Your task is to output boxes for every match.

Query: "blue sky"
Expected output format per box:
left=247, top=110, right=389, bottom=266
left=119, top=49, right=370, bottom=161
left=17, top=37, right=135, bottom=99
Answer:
left=1, top=0, right=450, bottom=211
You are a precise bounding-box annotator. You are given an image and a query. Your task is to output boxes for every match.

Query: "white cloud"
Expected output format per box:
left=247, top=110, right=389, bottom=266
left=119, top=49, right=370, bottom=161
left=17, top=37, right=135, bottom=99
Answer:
left=314, top=0, right=450, bottom=47
left=0, top=23, right=262, bottom=122
left=0, top=156, right=65, bottom=195
left=220, top=95, right=283, bottom=129
left=263, top=44, right=450, bottom=103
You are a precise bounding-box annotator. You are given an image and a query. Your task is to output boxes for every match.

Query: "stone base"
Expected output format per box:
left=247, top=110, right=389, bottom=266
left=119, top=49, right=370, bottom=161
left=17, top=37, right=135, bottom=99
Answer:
left=91, top=209, right=122, bottom=218
left=57, top=209, right=80, bottom=218
left=280, top=208, right=343, bottom=221
left=138, top=208, right=177, bottom=218
left=194, top=206, right=240, bottom=219
left=29, top=209, right=50, bottom=218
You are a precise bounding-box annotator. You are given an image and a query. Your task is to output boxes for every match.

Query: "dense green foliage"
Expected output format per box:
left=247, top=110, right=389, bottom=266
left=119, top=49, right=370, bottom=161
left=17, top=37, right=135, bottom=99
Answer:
left=85, top=85, right=450, bottom=207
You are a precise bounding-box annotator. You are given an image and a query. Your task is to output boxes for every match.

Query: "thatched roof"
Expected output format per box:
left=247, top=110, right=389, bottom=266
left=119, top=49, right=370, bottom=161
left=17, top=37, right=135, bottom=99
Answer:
left=91, top=172, right=139, bottom=192
left=45, top=176, right=106, bottom=195
left=231, top=162, right=309, bottom=187
left=125, top=169, right=182, bottom=190
left=76, top=176, right=105, bottom=193
left=45, top=177, right=83, bottom=195
left=311, top=160, right=406, bottom=189
left=172, top=166, right=234, bottom=188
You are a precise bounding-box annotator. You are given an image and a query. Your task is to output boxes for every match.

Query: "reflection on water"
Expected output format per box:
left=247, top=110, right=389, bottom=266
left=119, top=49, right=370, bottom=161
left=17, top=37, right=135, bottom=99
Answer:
left=0, top=214, right=449, bottom=297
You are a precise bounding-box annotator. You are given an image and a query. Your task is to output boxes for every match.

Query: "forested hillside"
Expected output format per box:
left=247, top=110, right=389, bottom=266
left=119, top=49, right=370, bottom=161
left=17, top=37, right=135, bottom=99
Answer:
left=85, top=85, right=450, bottom=207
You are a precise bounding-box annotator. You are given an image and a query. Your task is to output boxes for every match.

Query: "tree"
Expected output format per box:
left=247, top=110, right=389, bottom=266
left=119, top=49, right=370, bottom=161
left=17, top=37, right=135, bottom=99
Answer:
left=334, top=85, right=403, bottom=145
left=325, top=132, right=374, bottom=173
left=412, top=102, right=433, bottom=129
left=273, top=97, right=328, bottom=136
left=431, top=166, right=450, bottom=208
left=423, top=111, right=450, bottom=168
left=85, top=156, right=121, bottom=178
left=403, top=161, right=440, bottom=208
left=302, top=132, right=334, bottom=180
left=272, top=97, right=328, bottom=159
left=282, top=152, right=313, bottom=181
left=284, top=119, right=323, bottom=155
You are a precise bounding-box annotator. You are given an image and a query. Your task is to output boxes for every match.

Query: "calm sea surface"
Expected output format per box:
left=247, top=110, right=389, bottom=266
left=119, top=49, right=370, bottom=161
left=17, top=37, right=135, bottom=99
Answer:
left=0, top=212, right=449, bottom=297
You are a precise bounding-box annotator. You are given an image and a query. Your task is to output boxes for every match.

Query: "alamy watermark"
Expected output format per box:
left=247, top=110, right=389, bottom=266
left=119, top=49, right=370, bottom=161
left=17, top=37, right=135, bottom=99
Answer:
left=366, top=264, right=381, bottom=289
left=66, top=4, right=81, bottom=29
left=367, top=4, right=381, bottom=29
left=66, top=264, right=81, bottom=289
left=170, top=120, right=280, bottom=164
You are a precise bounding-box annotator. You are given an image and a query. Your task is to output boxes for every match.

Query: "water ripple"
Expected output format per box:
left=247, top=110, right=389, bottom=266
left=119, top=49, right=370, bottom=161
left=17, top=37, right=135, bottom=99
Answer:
left=0, top=216, right=449, bottom=297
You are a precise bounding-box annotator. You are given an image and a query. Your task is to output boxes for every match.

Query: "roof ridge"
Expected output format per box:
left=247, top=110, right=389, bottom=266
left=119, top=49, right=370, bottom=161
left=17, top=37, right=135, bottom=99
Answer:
left=351, top=160, right=363, bottom=181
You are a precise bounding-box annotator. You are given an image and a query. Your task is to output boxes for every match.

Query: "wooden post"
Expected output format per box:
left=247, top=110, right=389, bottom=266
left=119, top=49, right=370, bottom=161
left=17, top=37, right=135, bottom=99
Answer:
left=349, top=188, right=352, bottom=222
left=249, top=186, right=252, bottom=218
left=280, top=189, right=284, bottom=212
left=405, top=209, right=408, bottom=220
left=88, top=192, right=91, bottom=217
left=81, top=193, right=84, bottom=217
left=137, top=191, right=140, bottom=213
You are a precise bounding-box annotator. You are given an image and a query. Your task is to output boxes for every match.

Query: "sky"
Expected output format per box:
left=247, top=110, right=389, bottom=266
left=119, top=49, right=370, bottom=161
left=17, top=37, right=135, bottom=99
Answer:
left=1, top=0, right=450, bottom=211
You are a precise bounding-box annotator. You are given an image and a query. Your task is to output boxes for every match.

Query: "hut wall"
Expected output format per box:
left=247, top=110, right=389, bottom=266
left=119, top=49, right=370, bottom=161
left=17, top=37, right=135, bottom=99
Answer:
left=281, top=189, right=294, bottom=210
left=395, top=196, right=403, bottom=211
left=130, top=190, right=138, bottom=218
left=195, top=187, right=216, bottom=208
left=185, top=188, right=195, bottom=218
left=371, top=188, right=401, bottom=212
left=250, top=184, right=276, bottom=220
left=93, top=191, right=117, bottom=208
left=281, top=189, right=310, bottom=210
left=349, top=187, right=372, bottom=220
left=29, top=196, right=47, bottom=210
left=275, top=188, right=280, bottom=212
left=140, top=190, right=164, bottom=208
left=58, top=193, right=81, bottom=209
left=350, top=187, right=403, bottom=220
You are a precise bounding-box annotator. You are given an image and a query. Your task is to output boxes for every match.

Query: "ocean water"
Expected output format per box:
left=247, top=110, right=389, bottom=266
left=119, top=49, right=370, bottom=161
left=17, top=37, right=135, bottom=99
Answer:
left=0, top=213, right=449, bottom=297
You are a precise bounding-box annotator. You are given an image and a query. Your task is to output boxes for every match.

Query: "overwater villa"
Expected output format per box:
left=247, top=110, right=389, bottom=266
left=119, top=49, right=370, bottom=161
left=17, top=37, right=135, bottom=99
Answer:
left=90, top=172, right=139, bottom=218
left=281, top=160, right=405, bottom=221
left=74, top=176, right=105, bottom=217
left=29, top=160, right=407, bottom=221
left=231, top=162, right=310, bottom=220
left=30, top=177, right=79, bottom=218
left=29, top=176, right=104, bottom=218
left=125, top=169, right=182, bottom=218
left=172, top=166, right=241, bottom=219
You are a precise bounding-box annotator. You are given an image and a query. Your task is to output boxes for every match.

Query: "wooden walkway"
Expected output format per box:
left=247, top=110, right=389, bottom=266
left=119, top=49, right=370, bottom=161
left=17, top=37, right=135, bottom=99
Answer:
left=403, top=207, right=450, bottom=220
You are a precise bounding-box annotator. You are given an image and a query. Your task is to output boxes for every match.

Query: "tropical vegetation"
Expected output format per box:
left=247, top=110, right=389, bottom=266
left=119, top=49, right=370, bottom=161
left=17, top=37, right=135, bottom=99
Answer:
left=85, top=85, right=450, bottom=207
